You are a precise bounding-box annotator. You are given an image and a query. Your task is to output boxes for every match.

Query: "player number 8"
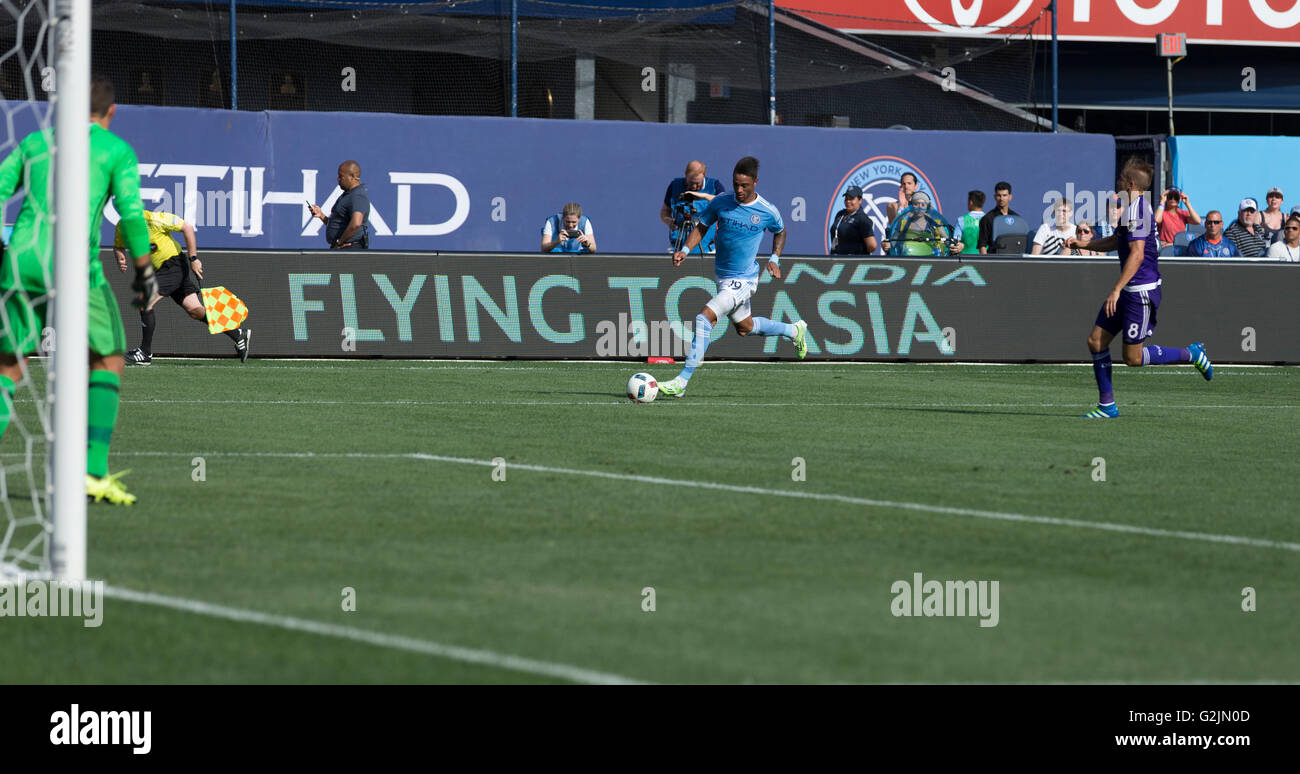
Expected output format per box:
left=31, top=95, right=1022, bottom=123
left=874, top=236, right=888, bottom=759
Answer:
left=1127, top=323, right=1140, bottom=340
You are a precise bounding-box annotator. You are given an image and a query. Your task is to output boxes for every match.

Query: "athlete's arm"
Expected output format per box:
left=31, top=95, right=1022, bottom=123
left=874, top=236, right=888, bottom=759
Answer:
left=767, top=229, right=787, bottom=279
left=1072, top=233, right=1119, bottom=253
left=0, top=145, right=24, bottom=203
left=179, top=220, right=204, bottom=278
left=672, top=221, right=707, bottom=266
left=110, top=146, right=151, bottom=264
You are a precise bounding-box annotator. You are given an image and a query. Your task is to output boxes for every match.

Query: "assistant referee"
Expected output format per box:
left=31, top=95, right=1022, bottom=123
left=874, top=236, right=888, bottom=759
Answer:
left=115, top=210, right=250, bottom=364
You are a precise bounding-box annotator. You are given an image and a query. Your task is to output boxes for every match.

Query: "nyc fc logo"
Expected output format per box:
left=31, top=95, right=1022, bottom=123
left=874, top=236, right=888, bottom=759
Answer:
left=825, top=156, right=940, bottom=254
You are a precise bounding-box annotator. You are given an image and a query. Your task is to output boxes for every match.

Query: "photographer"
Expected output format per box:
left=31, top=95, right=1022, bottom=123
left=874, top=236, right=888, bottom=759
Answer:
left=541, top=202, right=596, bottom=253
left=660, top=160, right=724, bottom=254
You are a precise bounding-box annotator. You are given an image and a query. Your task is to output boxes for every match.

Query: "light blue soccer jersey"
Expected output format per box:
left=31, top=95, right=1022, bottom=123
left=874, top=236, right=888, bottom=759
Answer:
left=697, top=193, right=784, bottom=281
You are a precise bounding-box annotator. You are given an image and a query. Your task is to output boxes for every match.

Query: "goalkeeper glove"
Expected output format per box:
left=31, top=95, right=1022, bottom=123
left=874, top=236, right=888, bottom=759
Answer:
left=131, top=264, right=160, bottom=310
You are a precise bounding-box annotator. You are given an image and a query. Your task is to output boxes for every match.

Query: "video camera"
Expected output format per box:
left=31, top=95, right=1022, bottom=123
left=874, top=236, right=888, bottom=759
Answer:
left=671, top=192, right=700, bottom=253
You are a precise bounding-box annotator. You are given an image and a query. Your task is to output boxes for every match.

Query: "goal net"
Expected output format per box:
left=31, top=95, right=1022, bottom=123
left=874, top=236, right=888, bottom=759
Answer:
left=0, top=0, right=90, bottom=582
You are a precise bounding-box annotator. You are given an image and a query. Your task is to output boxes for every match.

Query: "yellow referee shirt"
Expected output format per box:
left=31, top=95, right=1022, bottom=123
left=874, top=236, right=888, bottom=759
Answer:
left=114, top=209, right=186, bottom=270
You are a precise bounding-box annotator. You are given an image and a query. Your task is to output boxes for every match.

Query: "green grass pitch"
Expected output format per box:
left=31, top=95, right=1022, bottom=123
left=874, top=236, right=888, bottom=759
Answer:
left=3, top=359, right=1298, bottom=684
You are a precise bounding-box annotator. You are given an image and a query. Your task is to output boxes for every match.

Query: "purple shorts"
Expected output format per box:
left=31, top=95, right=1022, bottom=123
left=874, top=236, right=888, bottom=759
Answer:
left=1095, top=285, right=1160, bottom=344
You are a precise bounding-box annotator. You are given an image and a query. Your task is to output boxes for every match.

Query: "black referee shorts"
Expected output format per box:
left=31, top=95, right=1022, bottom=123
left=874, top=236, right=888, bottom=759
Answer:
left=154, top=255, right=201, bottom=305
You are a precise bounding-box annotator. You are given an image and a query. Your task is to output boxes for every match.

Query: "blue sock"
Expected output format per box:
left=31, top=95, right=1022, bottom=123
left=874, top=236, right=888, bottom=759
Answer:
left=679, top=313, right=713, bottom=382
left=1091, top=349, right=1114, bottom=405
left=1141, top=344, right=1189, bottom=365
left=749, top=316, right=795, bottom=338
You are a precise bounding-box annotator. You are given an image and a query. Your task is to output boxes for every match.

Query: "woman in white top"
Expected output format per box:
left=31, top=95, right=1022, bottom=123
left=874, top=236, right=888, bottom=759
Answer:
left=1031, top=199, right=1076, bottom=255
left=1266, top=215, right=1300, bottom=262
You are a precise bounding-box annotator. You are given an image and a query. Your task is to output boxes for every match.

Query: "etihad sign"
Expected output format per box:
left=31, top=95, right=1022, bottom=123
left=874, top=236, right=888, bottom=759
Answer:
left=785, top=0, right=1300, bottom=46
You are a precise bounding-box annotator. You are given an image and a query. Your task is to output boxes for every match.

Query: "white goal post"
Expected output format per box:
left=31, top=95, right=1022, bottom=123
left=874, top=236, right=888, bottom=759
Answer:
left=49, top=0, right=90, bottom=581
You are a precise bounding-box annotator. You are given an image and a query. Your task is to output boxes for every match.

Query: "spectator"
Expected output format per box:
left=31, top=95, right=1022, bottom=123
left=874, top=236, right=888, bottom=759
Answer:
left=1095, top=193, right=1122, bottom=239
left=307, top=160, right=369, bottom=249
left=1031, top=198, right=1076, bottom=255
left=1261, top=187, right=1286, bottom=236
left=828, top=185, right=879, bottom=255
left=885, top=191, right=958, bottom=256
left=541, top=202, right=596, bottom=253
left=955, top=190, right=984, bottom=256
left=1266, top=214, right=1300, bottom=262
left=884, top=172, right=919, bottom=227
left=1224, top=198, right=1267, bottom=257
left=1155, top=187, right=1201, bottom=247
left=660, top=160, right=724, bottom=254
left=1185, top=210, right=1240, bottom=258
left=1069, top=220, right=1104, bottom=255
left=976, top=181, right=1017, bottom=254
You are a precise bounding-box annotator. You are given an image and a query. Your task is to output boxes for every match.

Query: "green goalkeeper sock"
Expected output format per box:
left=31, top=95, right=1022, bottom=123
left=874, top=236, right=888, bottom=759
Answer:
left=87, top=370, right=121, bottom=478
left=0, top=373, right=14, bottom=441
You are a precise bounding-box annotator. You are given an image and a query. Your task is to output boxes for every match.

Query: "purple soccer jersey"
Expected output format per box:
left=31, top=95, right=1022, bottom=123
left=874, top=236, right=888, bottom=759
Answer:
left=1115, top=194, right=1161, bottom=286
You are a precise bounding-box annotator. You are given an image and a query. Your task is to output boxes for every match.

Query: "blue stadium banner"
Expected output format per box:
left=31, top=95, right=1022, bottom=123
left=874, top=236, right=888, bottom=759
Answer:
left=1, top=101, right=1114, bottom=256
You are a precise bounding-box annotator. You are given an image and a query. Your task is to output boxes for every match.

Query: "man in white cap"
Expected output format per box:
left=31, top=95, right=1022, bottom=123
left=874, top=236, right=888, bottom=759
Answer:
left=1224, top=198, right=1267, bottom=257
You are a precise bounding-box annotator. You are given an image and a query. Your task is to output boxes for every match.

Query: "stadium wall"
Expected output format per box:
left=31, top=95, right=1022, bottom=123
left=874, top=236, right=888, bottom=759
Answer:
left=0, top=102, right=1114, bottom=255
left=1170, top=137, right=1300, bottom=214
left=107, top=252, right=1300, bottom=364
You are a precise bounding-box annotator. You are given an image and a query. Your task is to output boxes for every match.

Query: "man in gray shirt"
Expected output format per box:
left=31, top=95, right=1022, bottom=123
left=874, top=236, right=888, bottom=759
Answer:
left=308, top=160, right=370, bottom=249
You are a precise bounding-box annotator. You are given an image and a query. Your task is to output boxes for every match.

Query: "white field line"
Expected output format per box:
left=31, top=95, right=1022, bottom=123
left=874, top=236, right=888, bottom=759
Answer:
left=116, top=450, right=1300, bottom=553
left=108, top=399, right=1300, bottom=409
left=100, top=585, right=649, bottom=686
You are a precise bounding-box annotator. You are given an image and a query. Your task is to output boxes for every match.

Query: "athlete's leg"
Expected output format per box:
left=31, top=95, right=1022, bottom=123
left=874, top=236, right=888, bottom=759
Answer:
left=1083, top=324, right=1119, bottom=418
left=86, top=352, right=124, bottom=480
left=680, top=306, right=716, bottom=380
left=0, top=355, right=24, bottom=441
left=746, top=316, right=792, bottom=338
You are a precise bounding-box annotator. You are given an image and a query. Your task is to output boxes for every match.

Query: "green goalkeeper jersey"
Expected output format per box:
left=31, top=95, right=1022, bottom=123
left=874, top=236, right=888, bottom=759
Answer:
left=0, top=123, right=150, bottom=292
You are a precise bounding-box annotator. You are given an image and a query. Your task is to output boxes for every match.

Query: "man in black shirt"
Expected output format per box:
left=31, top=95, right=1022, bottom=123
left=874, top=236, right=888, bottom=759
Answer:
left=829, top=186, right=879, bottom=255
left=308, top=160, right=370, bottom=249
left=977, top=181, right=1018, bottom=254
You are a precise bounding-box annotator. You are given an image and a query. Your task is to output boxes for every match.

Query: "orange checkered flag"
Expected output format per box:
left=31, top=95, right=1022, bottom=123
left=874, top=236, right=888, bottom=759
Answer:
left=201, top=286, right=249, bottom=334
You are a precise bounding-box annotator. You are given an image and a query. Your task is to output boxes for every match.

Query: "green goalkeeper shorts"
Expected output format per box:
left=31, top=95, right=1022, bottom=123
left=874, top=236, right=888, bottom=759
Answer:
left=0, top=281, right=126, bottom=357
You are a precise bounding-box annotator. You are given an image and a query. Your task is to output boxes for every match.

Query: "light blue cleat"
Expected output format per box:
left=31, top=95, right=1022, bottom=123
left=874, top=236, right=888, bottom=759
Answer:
left=1188, top=342, right=1213, bottom=381
left=1081, top=403, right=1119, bottom=419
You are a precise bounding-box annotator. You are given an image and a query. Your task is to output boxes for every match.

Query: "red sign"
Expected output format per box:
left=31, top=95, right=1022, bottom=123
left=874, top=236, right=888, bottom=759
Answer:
left=1158, top=32, right=1188, bottom=56
left=780, top=1, right=1300, bottom=46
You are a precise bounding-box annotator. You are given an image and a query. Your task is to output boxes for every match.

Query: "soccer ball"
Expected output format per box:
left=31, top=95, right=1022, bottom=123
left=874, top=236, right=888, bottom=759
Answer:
left=626, top=372, right=658, bottom=403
